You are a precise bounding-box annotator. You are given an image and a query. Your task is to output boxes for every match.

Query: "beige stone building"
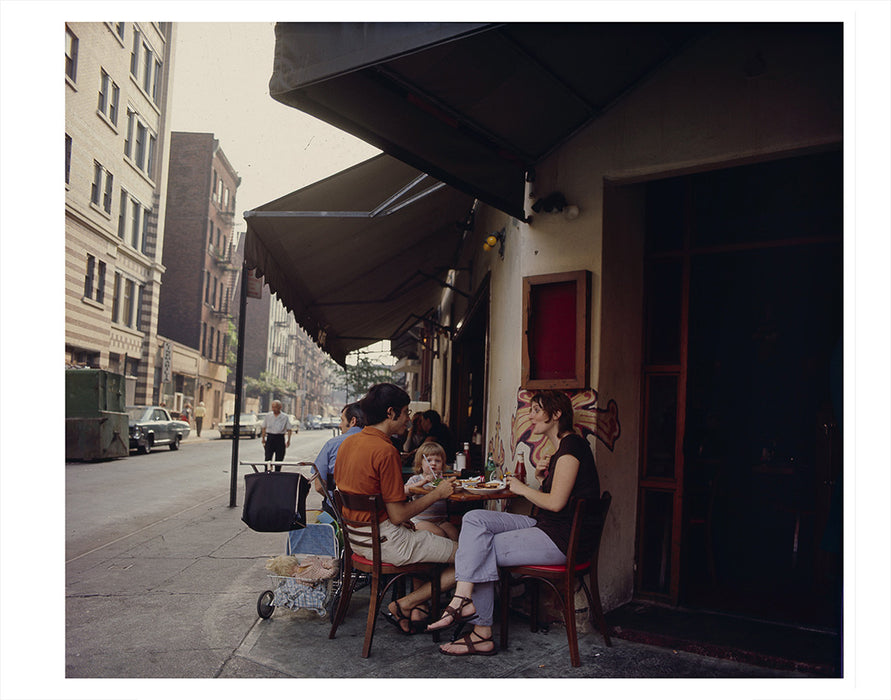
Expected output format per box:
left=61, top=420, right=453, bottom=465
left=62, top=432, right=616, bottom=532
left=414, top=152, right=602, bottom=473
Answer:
left=65, top=22, right=176, bottom=405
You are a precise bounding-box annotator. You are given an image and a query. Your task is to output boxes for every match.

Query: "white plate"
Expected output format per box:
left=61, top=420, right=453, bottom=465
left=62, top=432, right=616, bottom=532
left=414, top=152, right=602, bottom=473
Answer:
left=464, top=481, right=507, bottom=495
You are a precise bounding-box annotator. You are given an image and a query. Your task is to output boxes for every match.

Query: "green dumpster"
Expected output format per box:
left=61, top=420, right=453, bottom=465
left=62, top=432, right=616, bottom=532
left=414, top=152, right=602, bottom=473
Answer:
left=65, top=369, right=129, bottom=461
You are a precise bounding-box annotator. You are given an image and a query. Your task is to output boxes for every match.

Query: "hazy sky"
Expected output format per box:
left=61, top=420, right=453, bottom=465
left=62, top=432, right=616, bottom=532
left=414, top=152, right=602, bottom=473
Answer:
left=169, top=22, right=391, bottom=361
left=170, top=22, right=380, bottom=220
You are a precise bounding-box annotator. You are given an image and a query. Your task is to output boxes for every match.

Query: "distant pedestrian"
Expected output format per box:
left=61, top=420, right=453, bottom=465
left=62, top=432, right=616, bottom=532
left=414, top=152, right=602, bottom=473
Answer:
left=261, top=400, right=292, bottom=470
left=194, top=401, right=206, bottom=437
left=181, top=403, right=192, bottom=423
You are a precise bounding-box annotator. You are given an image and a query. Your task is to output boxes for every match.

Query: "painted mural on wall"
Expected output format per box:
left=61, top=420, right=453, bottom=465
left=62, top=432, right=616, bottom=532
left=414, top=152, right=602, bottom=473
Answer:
left=486, top=406, right=507, bottom=469
left=510, top=388, right=621, bottom=469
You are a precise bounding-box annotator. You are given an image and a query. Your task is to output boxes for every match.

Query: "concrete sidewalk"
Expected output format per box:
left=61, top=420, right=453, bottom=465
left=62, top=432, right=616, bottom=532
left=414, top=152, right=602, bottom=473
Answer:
left=65, top=487, right=813, bottom=681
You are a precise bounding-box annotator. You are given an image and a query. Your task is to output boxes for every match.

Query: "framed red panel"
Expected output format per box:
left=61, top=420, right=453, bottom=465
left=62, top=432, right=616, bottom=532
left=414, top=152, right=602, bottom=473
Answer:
left=521, top=270, right=591, bottom=389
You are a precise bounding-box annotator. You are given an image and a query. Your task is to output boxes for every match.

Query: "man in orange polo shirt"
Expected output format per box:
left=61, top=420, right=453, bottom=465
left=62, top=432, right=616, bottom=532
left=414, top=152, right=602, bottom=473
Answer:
left=334, top=382, right=457, bottom=633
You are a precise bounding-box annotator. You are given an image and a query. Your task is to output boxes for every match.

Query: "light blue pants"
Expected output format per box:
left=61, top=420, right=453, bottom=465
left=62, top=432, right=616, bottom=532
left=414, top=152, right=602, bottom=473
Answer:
left=454, top=509, right=566, bottom=626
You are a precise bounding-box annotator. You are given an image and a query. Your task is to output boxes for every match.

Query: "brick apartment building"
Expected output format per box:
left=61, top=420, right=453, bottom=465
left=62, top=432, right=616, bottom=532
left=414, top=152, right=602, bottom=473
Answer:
left=157, top=132, right=241, bottom=427
left=65, top=22, right=176, bottom=405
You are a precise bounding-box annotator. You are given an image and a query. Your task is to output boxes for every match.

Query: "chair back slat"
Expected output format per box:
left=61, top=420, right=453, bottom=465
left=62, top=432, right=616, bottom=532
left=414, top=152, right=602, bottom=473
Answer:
left=333, top=490, right=385, bottom=570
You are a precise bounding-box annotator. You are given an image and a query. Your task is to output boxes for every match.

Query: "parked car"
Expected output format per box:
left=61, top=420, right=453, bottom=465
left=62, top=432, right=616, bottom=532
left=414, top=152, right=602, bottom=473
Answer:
left=127, top=406, right=191, bottom=454
left=321, top=415, right=338, bottom=429
left=219, top=413, right=262, bottom=439
left=287, top=414, right=301, bottom=433
left=306, top=415, right=322, bottom=430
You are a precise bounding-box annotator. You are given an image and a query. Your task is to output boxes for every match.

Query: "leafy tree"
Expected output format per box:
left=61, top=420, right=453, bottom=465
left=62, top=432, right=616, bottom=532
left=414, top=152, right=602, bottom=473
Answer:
left=333, top=356, right=404, bottom=402
left=243, top=372, right=299, bottom=399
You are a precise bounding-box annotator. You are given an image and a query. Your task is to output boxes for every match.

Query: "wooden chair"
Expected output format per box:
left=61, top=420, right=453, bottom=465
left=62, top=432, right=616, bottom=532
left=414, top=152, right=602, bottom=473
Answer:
left=328, top=489, right=443, bottom=658
left=499, top=492, right=612, bottom=667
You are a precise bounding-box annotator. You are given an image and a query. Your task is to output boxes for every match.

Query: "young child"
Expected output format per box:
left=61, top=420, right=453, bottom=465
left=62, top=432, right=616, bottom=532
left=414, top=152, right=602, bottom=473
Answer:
left=404, top=442, right=459, bottom=541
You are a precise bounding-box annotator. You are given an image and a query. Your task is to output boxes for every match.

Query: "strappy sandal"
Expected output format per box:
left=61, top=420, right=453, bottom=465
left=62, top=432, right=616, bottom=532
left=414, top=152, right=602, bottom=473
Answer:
left=381, top=601, right=417, bottom=635
left=439, top=630, right=498, bottom=657
left=410, top=603, right=431, bottom=632
left=425, top=595, right=478, bottom=632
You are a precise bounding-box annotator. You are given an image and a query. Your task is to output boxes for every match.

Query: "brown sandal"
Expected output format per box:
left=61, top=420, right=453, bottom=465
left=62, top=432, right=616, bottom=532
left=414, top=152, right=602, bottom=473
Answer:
left=439, top=630, right=498, bottom=657
left=426, top=595, right=478, bottom=632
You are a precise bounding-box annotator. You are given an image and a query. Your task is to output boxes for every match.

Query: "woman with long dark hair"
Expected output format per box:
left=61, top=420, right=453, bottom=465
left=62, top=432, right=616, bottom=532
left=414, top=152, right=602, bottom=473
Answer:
left=426, top=389, right=600, bottom=656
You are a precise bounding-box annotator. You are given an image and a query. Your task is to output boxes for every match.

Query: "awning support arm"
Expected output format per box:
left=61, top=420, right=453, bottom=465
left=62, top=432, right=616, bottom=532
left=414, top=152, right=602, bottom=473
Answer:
left=417, top=270, right=470, bottom=298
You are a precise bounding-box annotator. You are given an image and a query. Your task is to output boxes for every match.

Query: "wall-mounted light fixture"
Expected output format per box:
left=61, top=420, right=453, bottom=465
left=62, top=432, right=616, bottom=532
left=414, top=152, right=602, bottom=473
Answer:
left=483, top=228, right=506, bottom=259
left=530, top=191, right=579, bottom=221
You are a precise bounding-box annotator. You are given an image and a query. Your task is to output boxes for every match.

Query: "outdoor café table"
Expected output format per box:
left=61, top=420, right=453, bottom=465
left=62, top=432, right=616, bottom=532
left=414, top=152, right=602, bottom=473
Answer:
left=408, top=481, right=515, bottom=515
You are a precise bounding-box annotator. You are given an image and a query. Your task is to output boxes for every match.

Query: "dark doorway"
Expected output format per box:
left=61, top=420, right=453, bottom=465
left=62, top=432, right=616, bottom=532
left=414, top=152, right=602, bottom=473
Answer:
left=449, top=276, right=490, bottom=465
left=637, top=151, right=843, bottom=631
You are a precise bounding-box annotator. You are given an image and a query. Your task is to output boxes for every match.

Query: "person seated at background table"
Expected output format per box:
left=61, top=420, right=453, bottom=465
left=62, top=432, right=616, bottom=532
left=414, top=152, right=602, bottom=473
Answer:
left=404, top=442, right=460, bottom=541
left=420, top=409, right=456, bottom=459
left=334, top=383, right=458, bottom=634
left=426, top=389, right=600, bottom=656
left=402, top=413, right=427, bottom=453
left=309, top=402, right=365, bottom=515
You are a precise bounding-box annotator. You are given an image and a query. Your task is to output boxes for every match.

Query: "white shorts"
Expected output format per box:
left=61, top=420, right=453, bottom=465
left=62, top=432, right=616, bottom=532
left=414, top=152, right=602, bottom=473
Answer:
left=351, top=519, right=456, bottom=567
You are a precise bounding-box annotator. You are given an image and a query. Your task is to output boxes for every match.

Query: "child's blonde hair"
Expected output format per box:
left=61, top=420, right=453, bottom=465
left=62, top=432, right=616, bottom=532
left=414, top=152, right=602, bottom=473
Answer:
left=413, top=441, right=447, bottom=474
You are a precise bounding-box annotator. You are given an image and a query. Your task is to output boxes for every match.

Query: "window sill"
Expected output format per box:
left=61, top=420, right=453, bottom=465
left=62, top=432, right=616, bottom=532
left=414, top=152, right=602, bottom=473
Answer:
left=89, top=202, right=113, bottom=220
left=124, top=156, right=156, bottom=188
left=66, top=75, right=77, bottom=91
left=81, top=296, right=104, bottom=310
left=96, top=110, right=119, bottom=134
left=111, top=321, right=145, bottom=339
left=127, top=74, right=161, bottom=116
left=106, top=22, right=126, bottom=47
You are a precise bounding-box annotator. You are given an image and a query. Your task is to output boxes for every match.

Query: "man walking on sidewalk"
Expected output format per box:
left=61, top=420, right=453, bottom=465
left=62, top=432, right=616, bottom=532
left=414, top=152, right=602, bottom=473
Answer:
left=261, top=400, right=292, bottom=469
left=194, top=401, right=206, bottom=437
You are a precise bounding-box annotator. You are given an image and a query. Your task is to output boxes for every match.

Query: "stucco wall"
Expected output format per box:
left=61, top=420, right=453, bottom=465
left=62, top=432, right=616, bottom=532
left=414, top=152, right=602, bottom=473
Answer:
left=438, top=24, right=842, bottom=612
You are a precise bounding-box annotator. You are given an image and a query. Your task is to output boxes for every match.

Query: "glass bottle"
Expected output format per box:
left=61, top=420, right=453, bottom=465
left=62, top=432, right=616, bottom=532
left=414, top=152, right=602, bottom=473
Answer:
left=485, top=451, right=496, bottom=481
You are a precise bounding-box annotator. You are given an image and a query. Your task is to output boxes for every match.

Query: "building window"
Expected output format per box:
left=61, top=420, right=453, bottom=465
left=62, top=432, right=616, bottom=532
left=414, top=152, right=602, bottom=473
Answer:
left=97, top=261, right=106, bottom=304
left=130, top=198, right=141, bottom=249
left=104, top=171, right=114, bottom=213
left=204, top=271, right=210, bottom=303
left=91, top=161, right=114, bottom=213
left=152, top=58, right=162, bottom=103
left=124, top=110, right=156, bottom=178
left=84, top=255, right=95, bottom=298
left=98, top=69, right=120, bottom=125
left=112, top=272, right=121, bottom=322
left=130, top=27, right=141, bottom=77
left=147, top=133, right=156, bottom=178
left=216, top=332, right=221, bottom=363
left=142, top=43, right=153, bottom=93
left=65, top=134, right=72, bottom=185
left=136, top=285, right=144, bottom=331
left=66, top=26, right=78, bottom=81
left=114, top=22, right=125, bottom=39
left=208, top=219, right=214, bottom=245
left=201, top=323, right=207, bottom=355
left=123, top=279, right=134, bottom=327
left=118, top=189, right=128, bottom=238
left=141, top=208, right=151, bottom=255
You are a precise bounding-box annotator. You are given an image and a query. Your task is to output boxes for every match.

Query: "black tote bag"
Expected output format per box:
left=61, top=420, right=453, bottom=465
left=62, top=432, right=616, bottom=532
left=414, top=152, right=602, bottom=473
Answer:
left=242, top=469, right=310, bottom=532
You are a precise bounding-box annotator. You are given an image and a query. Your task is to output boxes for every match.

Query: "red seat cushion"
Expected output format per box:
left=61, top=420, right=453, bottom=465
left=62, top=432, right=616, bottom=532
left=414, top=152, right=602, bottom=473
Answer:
left=351, top=553, right=404, bottom=568
left=519, top=562, right=590, bottom=573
